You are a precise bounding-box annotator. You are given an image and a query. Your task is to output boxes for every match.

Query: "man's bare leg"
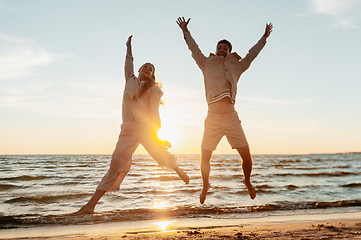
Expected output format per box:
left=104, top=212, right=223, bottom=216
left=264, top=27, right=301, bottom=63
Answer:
left=72, top=190, right=106, bottom=215
left=236, top=146, right=256, bottom=200
left=200, top=149, right=212, bottom=204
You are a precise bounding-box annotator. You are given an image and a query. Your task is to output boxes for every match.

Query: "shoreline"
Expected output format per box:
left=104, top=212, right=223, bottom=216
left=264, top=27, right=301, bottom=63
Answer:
left=1, top=211, right=360, bottom=239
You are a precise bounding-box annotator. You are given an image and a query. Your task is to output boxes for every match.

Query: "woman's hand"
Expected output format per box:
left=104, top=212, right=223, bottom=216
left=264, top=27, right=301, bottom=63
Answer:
left=126, top=35, right=133, bottom=47
left=126, top=35, right=133, bottom=56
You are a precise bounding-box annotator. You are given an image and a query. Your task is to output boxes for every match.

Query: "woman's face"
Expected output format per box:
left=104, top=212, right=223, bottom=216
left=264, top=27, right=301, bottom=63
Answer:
left=138, top=63, right=154, bottom=80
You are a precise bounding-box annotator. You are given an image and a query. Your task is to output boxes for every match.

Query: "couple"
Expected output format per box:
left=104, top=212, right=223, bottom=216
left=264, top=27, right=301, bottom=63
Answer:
left=74, top=17, right=273, bottom=215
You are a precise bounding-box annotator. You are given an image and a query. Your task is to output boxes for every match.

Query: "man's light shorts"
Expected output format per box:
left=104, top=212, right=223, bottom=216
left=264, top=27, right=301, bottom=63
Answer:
left=201, top=111, right=249, bottom=151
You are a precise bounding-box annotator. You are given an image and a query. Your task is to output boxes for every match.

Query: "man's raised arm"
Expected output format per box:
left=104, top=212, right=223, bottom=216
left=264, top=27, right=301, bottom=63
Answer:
left=176, top=16, right=206, bottom=70
left=237, top=23, right=273, bottom=75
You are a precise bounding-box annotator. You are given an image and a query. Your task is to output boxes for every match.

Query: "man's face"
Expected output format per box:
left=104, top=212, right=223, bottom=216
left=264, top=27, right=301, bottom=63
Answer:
left=215, top=43, right=230, bottom=57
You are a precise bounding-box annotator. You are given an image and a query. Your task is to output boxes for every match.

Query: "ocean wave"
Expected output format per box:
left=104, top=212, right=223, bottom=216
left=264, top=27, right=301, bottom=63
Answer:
left=57, top=181, right=81, bottom=185
left=1, top=199, right=360, bottom=229
left=256, top=184, right=273, bottom=189
left=63, top=164, right=90, bottom=168
left=286, top=184, right=298, bottom=190
left=291, top=165, right=351, bottom=170
left=0, top=184, right=18, bottom=191
left=340, top=183, right=361, bottom=188
left=273, top=171, right=359, bottom=177
left=154, top=175, right=189, bottom=181
left=212, top=174, right=242, bottom=181
left=1, top=154, right=360, bottom=230
left=0, top=175, right=52, bottom=181
left=5, top=193, right=92, bottom=204
left=178, top=188, right=200, bottom=194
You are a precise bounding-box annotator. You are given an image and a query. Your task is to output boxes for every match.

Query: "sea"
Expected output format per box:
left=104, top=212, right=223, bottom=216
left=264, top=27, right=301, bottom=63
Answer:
left=0, top=153, right=360, bottom=229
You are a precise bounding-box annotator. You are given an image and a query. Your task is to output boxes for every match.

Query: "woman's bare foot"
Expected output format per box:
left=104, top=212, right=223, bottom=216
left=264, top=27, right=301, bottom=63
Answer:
left=72, top=204, right=94, bottom=216
left=199, top=183, right=211, bottom=204
left=174, top=167, right=190, bottom=184
left=242, top=179, right=256, bottom=199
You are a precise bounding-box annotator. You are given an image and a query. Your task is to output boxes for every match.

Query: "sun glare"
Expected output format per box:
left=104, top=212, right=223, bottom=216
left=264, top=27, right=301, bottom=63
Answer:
left=157, top=107, right=182, bottom=147
left=151, top=182, right=175, bottom=209
left=153, top=221, right=175, bottom=231
left=157, top=123, right=179, bottom=147
left=152, top=199, right=170, bottom=209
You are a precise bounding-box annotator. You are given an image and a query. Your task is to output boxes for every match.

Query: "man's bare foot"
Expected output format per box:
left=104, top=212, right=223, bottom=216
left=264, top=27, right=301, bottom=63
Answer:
left=200, top=183, right=211, bottom=204
left=72, top=204, right=94, bottom=216
left=242, top=179, right=256, bottom=199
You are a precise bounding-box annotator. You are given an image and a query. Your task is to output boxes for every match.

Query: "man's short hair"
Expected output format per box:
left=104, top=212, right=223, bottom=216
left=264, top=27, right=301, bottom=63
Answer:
left=217, top=39, right=232, bottom=52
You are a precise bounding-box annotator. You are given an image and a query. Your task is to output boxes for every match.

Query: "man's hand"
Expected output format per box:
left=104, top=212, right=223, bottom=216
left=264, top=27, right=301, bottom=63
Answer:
left=176, top=17, right=191, bottom=32
left=263, top=23, right=273, bottom=38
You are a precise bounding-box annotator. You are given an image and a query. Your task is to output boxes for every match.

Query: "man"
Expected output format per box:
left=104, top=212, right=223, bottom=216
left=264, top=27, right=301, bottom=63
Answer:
left=176, top=17, right=273, bottom=204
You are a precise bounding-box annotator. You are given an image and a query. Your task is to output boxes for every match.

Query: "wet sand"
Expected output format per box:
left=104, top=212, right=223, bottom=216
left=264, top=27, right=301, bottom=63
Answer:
left=2, top=212, right=360, bottom=239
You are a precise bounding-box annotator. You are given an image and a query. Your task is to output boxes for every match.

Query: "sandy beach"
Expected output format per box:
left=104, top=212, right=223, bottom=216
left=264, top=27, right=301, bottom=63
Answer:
left=118, top=220, right=361, bottom=240
left=2, top=212, right=360, bottom=239
left=99, top=220, right=361, bottom=240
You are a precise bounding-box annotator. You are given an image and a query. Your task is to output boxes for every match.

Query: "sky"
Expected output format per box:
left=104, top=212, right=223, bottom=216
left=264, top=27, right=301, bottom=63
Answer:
left=1, top=0, right=360, bottom=155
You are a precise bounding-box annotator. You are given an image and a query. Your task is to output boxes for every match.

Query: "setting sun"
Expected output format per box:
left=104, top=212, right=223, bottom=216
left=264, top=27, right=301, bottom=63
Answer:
left=157, top=107, right=181, bottom=147
left=157, top=124, right=180, bottom=148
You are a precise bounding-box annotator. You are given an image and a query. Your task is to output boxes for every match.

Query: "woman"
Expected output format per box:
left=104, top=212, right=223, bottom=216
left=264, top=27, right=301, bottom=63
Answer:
left=74, top=35, right=189, bottom=215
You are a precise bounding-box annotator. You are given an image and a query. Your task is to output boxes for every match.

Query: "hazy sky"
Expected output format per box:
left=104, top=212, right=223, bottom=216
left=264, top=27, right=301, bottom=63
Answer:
left=1, top=0, right=360, bottom=155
